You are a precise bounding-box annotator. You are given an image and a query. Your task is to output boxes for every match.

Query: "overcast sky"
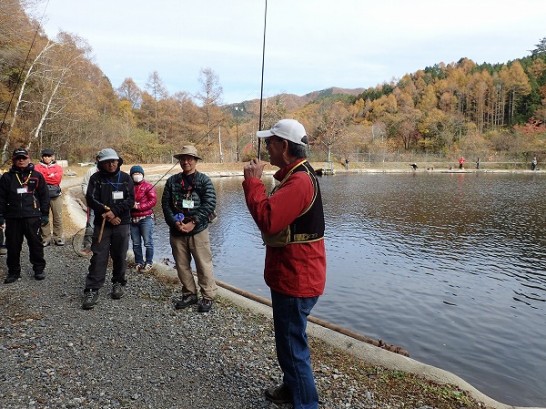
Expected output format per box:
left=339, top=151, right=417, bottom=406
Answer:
left=38, top=0, right=546, bottom=104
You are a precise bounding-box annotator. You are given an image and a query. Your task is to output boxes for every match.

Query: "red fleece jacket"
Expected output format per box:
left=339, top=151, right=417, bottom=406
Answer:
left=243, top=160, right=326, bottom=297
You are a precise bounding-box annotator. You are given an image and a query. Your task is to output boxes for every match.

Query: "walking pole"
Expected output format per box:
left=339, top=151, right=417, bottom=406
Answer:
left=97, top=205, right=110, bottom=244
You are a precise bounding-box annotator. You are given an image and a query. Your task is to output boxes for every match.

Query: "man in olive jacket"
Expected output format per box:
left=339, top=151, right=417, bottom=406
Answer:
left=0, top=148, right=50, bottom=283
left=161, top=145, right=217, bottom=313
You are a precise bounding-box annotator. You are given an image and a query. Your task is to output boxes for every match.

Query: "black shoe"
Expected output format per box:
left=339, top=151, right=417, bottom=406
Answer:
left=264, top=384, right=292, bottom=404
left=174, top=294, right=198, bottom=309
left=197, top=298, right=213, bottom=313
left=111, top=282, right=124, bottom=300
left=4, top=275, right=20, bottom=284
left=82, top=290, right=99, bottom=310
left=34, top=271, right=46, bottom=280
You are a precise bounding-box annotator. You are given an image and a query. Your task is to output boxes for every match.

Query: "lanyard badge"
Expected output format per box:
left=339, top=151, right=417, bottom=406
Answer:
left=182, top=199, right=194, bottom=209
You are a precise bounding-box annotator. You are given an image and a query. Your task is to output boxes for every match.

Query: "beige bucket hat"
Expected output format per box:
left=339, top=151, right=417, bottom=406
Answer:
left=173, top=145, right=202, bottom=161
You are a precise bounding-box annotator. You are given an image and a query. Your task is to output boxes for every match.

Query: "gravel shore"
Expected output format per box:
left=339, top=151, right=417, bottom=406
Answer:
left=0, top=173, right=489, bottom=409
left=0, top=242, right=487, bottom=409
left=0, top=242, right=291, bottom=408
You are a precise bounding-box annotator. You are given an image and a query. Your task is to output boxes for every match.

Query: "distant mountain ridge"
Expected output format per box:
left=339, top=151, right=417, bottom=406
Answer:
left=228, top=86, right=365, bottom=114
left=305, top=86, right=366, bottom=99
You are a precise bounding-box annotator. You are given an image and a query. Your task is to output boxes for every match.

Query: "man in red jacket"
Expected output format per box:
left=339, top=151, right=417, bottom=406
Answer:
left=243, top=119, right=326, bottom=409
left=34, top=148, right=64, bottom=246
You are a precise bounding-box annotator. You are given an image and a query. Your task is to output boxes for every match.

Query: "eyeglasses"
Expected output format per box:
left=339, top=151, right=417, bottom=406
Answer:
left=14, top=156, right=28, bottom=160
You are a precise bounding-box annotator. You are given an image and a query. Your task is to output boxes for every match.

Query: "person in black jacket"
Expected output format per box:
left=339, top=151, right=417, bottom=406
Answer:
left=82, top=148, right=134, bottom=309
left=0, top=148, right=50, bottom=284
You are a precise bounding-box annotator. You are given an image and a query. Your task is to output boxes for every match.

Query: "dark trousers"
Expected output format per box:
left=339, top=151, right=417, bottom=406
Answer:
left=6, top=217, right=45, bottom=276
left=85, top=223, right=130, bottom=290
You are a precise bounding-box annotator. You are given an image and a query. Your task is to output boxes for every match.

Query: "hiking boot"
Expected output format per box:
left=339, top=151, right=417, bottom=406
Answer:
left=82, top=290, right=99, bottom=310
left=264, top=384, right=291, bottom=404
left=4, top=274, right=20, bottom=284
left=197, top=298, right=213, bottom=313
left=111, top=282, right=124, bottom=300
left=54, top=238, right=65, bottom=246
left=141, top=263, right=153, bottom=273
left=34, top=271, right=46, bottom=280
left=174, top=294, right=198, bottom=309
left=133, top=263, right=143, bottom=273
left=42, top=240, right=51, bottom=247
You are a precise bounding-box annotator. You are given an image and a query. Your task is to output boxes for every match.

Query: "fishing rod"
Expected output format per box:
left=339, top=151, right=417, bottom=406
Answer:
left=71, top=161, right=179, bottom=257
left=142, top=161, right=179, bottom=195
left=257, top=0, right=268, bottom=160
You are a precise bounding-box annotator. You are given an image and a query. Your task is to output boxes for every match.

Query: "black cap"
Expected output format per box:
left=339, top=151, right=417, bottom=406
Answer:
left=41, top=148, right=54, bottom=156
left=12, top=148, right=29, bottom=158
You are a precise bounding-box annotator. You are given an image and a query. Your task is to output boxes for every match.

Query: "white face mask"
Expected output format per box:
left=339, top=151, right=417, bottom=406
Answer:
left=132, top=174, right=143, bottom=183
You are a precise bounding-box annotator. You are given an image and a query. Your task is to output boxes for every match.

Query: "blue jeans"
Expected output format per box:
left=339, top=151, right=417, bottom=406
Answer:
left=271, top=290, right=319, bottom=409
left=130, top=216, right=154, bottom=265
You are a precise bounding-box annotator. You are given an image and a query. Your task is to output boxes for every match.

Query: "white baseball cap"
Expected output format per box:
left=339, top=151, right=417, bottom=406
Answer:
left=256, top=119, right=308, bottom=146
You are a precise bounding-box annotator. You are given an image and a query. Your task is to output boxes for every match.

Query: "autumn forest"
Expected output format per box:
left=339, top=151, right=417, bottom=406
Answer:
left=1, top=0, right=546, bottom=166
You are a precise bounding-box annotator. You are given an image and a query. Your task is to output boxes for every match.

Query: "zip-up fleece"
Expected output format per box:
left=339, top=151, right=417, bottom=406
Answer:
left=0, top=163, right=49, bottom=219
left=34, top=160, right=63, bottom=186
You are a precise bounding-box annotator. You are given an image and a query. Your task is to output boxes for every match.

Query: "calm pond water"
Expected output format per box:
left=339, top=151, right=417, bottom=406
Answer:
left=151, top=172, right=546, bottom=407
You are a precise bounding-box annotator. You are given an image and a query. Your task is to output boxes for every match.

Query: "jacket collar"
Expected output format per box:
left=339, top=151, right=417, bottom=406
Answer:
left=274, top=158, right=306, bottom=182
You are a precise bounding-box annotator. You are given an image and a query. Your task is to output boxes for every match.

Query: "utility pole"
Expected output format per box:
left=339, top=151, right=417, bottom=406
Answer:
left=218, top=125, right=224, bottom=163
left=235, top=119, right=240, bottom=162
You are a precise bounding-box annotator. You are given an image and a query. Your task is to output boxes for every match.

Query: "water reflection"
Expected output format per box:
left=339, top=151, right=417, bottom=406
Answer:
left=152, top=173, right=546, bottom=406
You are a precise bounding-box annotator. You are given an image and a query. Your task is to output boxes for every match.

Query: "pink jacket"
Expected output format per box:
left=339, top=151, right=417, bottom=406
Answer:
left=131, top=180, right=157, bottom=218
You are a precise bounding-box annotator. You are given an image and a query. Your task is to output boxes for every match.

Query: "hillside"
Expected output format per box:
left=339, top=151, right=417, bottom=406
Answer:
left=1, top=0, right=545, bottom=164
left=226, top=86, right=365, bottom=118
